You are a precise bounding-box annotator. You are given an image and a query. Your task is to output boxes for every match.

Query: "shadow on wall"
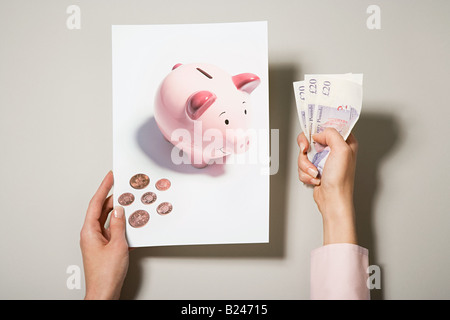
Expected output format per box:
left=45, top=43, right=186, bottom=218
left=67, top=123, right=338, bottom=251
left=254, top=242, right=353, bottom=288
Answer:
left=353, top=111, right=401, bottom=300
left=120, top=65, right=296, bottom=299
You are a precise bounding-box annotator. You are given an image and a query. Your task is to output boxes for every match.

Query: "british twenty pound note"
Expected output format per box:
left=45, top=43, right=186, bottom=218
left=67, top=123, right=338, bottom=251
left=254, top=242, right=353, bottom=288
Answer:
left=305, top=77, right=319, bottom=143
left=293, top=81, right=309, bottom=141
left=306, top=74, right=363, bottom=175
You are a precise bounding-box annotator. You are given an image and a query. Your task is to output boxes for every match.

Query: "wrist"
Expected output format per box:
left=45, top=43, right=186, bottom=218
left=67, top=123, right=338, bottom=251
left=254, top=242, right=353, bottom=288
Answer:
left=84, top=284, right=121, bottom=300
left=85, top=291, right=119, bottom=300
left=321, top=199, right=357, bottom=245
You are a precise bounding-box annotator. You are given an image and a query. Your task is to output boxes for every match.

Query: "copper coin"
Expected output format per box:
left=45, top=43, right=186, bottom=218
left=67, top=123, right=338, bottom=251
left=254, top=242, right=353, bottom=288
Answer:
left=155, top=178, right=171, bottom=191
left=156, top=202, right=173, bottom=215
left=118, top=192, right=135, bottom=206
left=129, top=173, right=150, bottom=189
left=141, top=192, right=157, bottom=204
left=128, top=210, right=150, bottom=228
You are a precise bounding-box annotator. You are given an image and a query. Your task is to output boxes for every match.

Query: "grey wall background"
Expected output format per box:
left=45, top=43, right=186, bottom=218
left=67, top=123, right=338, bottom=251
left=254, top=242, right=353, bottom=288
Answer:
left=1, top=0, right=449, bottom=299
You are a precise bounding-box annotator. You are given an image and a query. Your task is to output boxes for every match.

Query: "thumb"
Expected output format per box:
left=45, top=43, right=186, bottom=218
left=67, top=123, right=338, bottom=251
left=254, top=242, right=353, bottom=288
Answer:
left=109, top=206, right=127, bottom=245
left=312, top=127, right=346, bottom=150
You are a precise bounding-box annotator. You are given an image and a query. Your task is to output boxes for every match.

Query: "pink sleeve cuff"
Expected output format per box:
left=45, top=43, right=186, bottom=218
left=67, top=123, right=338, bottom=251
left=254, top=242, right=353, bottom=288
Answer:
left=310, top=243, right=370, bottom=300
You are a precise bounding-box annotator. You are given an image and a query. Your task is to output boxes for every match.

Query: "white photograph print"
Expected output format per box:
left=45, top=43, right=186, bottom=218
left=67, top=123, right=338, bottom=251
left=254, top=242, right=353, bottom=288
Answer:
left=112, top=22, right=270, bottom=247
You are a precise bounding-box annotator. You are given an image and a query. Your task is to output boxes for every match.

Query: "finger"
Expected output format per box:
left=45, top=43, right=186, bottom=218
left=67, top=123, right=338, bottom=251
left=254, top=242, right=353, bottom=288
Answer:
left=84, top=171, right=114, bottom=229
left=346, top=133, right=358, bottom=155
left=298, top=167, right=321, bottom=186
left=297, top=132, right=319, bottom=181
left=312, top=128, right=347, bottom=151
left=100, top=195, right=114, bottom=240
left=108, top=206, right=128, bottom=246
left=99, top=194, right=114, bottom=230
left=298, top=148, right=319, bottom=179
left=297, top=132, right=310, bottom=154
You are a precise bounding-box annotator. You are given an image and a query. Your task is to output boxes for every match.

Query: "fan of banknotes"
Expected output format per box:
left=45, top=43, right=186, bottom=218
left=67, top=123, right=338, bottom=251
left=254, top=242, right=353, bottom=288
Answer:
left=293, top=74, right=363, bottom=175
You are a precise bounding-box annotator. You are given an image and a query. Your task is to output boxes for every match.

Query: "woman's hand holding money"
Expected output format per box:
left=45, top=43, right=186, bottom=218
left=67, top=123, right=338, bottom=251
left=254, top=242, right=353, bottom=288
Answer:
left=297, top=128, right=358, bottom=245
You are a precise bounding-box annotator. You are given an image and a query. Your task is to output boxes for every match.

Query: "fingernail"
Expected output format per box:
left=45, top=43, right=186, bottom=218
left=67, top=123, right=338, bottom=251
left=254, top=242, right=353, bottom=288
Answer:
left=311, top=178, right=321, bottom=186
left=308, top=167, right=319, bottom=178
left=114, top=206, right=124, bottom=219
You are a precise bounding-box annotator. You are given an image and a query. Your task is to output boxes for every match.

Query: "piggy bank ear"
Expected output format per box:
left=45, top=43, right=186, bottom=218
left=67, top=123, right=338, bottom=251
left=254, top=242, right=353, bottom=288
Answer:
left=232, top=73, right=261, bottom=94
left=172, top=63, right=183, bottom=70
left=186, top=91, right=217, bottom=120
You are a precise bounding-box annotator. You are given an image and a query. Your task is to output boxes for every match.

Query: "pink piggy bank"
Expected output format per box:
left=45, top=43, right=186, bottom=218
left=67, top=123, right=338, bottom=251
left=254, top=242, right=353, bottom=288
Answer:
left=154, top=63, right=261, bottom=168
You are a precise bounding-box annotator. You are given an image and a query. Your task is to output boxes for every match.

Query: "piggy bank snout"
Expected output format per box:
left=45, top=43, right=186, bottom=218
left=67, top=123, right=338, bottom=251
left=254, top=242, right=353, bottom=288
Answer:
left=224, top=132, right=251, bottom=154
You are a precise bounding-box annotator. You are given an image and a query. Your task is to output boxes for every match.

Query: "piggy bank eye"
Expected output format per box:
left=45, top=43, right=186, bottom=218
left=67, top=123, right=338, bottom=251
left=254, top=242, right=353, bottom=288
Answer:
left=225, top=119, right=229, bottom=125
left=244, top=109, right=247, bottom=115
